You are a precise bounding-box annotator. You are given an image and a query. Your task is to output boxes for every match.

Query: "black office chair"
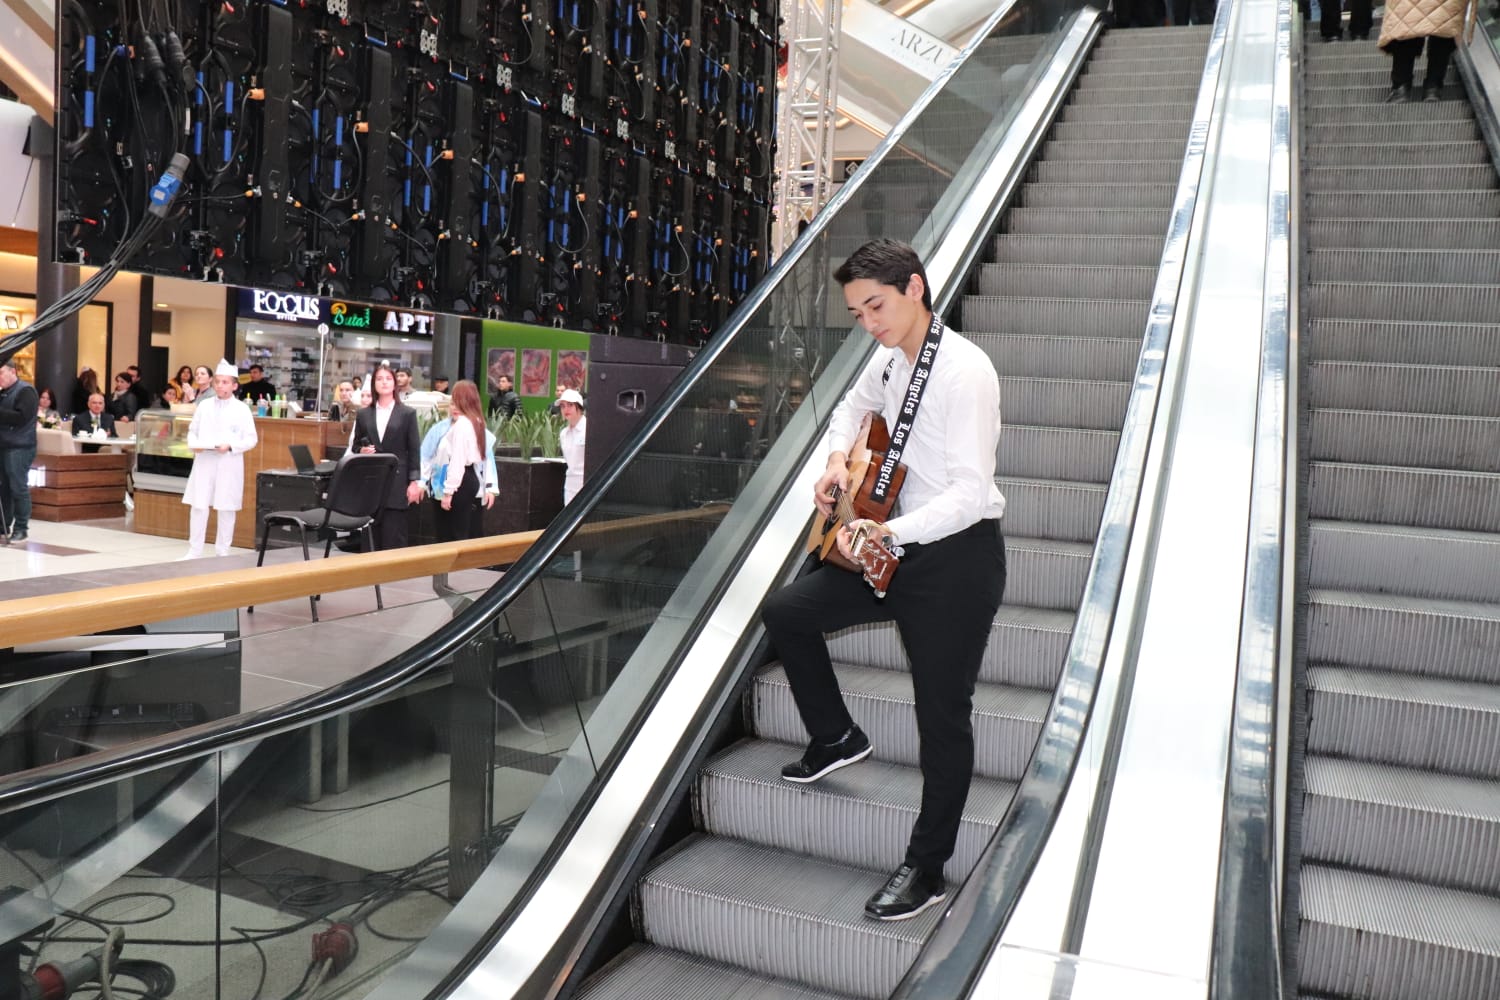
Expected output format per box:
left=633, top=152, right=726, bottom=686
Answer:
left=251, top=452, right=399, bottom=621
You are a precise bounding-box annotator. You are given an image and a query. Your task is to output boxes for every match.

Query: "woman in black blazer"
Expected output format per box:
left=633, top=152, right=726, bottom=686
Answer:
left=352, top=366, right=423, bottom=549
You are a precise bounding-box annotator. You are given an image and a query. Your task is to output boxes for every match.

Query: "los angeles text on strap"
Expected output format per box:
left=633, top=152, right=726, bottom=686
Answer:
left=868, top=313, right=944, bottom=506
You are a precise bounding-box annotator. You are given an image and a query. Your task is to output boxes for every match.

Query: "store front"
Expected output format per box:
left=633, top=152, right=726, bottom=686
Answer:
left=232, top=290, right=437, bottom=409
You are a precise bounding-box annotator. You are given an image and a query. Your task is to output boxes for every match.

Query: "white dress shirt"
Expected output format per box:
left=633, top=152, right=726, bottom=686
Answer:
left=560, top=415, right=587, bottom=503
left=825, top=328, right=1005, bottom=546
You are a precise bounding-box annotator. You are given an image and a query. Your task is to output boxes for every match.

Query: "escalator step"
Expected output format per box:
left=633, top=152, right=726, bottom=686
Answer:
left=964, top=292, right=1149, bottom=337
left=1309, top=519, right=1500, bottom=604
left=752, top=663, right=1049, bottom=782
left=1308, top=587, right=1500, bottom=685
left=1306, top=359, right=1500, bottom=417
left=1306, top=666, right=1500, bottom=779
left=992, top=232, right=1164, bottom=264
left=1309, top=408, right=1500, bottom=473
left=1020, top=182, right=1176, bottom=210
left=1299, top=864, right=1500, bottom=1000
left=1310, top=281, right=1500, bottom=324
left=1051, top=121, right=1190, bottom=143
left=1039, top=138, right=1188, bottom=162
left=976, top=262, right=1159, bottom=298
left=1307, top=120, right=1482, bottom=145
left=1304, top=100, right=1474, bottom=124
left=976, top=331, right=1142, bottom=381
left=1001, top=535, right=1093, bottom=610
left=1305, top=248, right=1500, bottom=284
left=826, top=604, right=1078, bottom=690
left=1305, top=139, right=1489, bottom=166
left=1308, top=217, right=1500, bottom=248
left=1027, top=159, right=1183, bottom=184
left=1309, top=460, right=1500, bottom=533
left=693, top=739, right=1017, bottom=881
left=1305, top=67, right=1454, bottom=88
left=1079, top=62, right=1204, bottom=81
left=1068, top=85, right=1200, bottom=105
left=1306, top=318, right=1500, bottom=367
left=998, top=374, right=1131, bottom=431
left=1005, top=206, right=1170, bottom=237
left=578, top=944, right=855, bottom=1000
left=1302, top=756, right=1500, bottom=896
left=1305, top=82, right=1464, bottom=105
left=993, top=475, right=1107, bottom=543
left=998, top=424, right=1121, bottom=484
left=1307, top=189, right=1500, bottom=219
left=635, top=835, right=933, bottom=1000
left=1059, top=101, right=1195, bottom=123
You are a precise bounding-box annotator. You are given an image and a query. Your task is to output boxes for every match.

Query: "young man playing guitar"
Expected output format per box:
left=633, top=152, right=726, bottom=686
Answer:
left=761, top=238, right=1007, bottom=921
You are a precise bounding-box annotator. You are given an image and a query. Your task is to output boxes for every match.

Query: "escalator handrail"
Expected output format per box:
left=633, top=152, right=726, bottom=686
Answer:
left=0, top=0, right=1041, bottom=818
left=894, top=8, right=1239, bottom=996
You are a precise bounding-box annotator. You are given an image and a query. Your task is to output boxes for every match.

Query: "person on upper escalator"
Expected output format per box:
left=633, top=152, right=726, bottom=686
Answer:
left=1378, top=0, right=1475, bottom=101
left=761, top=239, right=1007, bottom=923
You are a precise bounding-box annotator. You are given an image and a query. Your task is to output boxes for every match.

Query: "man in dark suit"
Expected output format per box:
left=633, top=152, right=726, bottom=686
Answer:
left=73, top=392, right=116, bottom=453
left=352, top=365, right=422, bottom=549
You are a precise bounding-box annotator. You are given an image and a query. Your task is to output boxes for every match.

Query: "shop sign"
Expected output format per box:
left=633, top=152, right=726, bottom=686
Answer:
left=383, top=309, right=434, bottom=335
left=329, top=301, right=374, bottom=329
left=247, top=289, right=322, bottom=324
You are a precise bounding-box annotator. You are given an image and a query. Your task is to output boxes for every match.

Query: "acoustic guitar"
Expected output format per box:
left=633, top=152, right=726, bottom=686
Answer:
left=805, top=412, right=905, bottom=597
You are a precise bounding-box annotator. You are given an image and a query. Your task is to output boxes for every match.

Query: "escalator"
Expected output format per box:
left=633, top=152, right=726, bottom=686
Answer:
left=1292, top=29, right=1500, bottom=999
left=572, top=24, right=1213, bottom=1000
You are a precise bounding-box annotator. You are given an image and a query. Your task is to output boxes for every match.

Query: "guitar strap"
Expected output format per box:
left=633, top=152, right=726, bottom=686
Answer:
left=868, top=313, right=943, bottom=506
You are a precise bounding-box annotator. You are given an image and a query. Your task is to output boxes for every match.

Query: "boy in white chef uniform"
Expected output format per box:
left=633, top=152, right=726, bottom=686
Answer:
left=182, top=359, right=259, bottom=558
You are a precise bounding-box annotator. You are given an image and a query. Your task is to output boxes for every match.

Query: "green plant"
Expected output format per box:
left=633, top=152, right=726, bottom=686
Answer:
left=415, top=407, right=442, bottom=443
left=494, top=410, right=563, bottom=460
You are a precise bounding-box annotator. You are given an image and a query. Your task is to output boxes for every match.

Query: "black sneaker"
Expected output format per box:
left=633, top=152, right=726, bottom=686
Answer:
left=1422, top=86, right=1442, bottom=102
left=1385, top=84, right=1412, bottom=103
left=9, top=530, right=26, bottom=543
left=864, top=864, right=947, bottom=921
left=780, top=725, right=872, bottom=783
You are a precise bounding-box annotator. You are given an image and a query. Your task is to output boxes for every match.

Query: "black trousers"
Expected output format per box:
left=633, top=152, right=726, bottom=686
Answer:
left=373, top=502, right=411, bottom=550
left=1321, top=0, right=1372, bottom=39
left=1387, top=35, right=1456, bottom=89
left=434, top=467, right=483, bottom=541
left=761, top=519, right=1007, bottom=876
left=1171, top=0, right=1215, bottom=26
left=1113, top=0, right=1166, bottom=27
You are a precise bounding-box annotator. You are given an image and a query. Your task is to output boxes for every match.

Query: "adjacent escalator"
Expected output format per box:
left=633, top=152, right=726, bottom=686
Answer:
left=574, top=25, right=1213, bottom=1000
left=1293, top=31, right=1500, bottom=999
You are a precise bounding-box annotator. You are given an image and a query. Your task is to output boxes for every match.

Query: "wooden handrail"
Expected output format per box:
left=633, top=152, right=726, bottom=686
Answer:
left=0, top=507, right=726, bottom=648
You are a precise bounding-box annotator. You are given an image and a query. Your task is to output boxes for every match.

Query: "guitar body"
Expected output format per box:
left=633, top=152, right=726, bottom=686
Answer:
left=806, top=413, right=906, bottom=595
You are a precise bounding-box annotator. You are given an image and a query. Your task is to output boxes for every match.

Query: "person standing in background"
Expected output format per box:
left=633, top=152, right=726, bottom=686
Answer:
left=191, top=365, right=213, bottom=404
left=108, top=372, right=140, bottom=422
left=421, top=404, right=499, bottom=535
left=352, top=366, right=423, bottom=549
left=558, top=388, right=587, bottom=503
left=182, top=360, right=258, bottom=558
left=328, top=381, right=355, bottom=422
left=240, top=364, right=277, bottom=403
left=0, top=359, right=39, bottom=544
left=72, top=367, right=101, bottom=415
left=488, top=374, right=521, bottom=419
left=433, top=380, right=490, bottom=541
left=394, top=367, right=414, bottom=401
left=172, top=365, right=197, bottom=402
left=1378, top=0, right=1471, bottom=101
left=431, top=375, right=451, bottom=395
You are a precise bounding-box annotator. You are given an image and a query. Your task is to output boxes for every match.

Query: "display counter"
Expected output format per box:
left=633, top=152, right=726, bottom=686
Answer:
left=133, top=413, right=352, bottom=549
left=29, top=451, right=132, bottom=521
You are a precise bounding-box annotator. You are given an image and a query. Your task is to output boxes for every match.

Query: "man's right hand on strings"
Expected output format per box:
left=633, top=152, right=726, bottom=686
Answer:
left=815, top=453, right=850, bottom=517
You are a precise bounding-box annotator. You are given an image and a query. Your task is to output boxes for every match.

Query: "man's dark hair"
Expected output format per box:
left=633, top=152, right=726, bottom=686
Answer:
left=396, top=366, right=412, bottom=377
left=248, top=365, right=263, bottom=375
left=833, top=238, right=932, bottom=312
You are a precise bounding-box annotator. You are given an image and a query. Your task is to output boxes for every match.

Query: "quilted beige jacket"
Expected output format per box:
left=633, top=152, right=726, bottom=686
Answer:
left=1379, top=0, right=1476, bottom=45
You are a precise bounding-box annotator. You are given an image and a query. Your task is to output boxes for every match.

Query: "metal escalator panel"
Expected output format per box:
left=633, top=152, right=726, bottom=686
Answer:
left=570, top=23, right=1214, bottom=1000
left=1292, top=21, right=1500, bottom=1000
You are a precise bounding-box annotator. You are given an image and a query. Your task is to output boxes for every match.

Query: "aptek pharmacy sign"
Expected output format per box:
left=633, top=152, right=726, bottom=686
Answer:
left=238, top=290, right=435, bottom=336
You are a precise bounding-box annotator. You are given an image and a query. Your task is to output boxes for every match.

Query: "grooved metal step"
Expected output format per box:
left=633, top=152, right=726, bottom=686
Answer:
left=1305, top=248, right=1500, bottom=284
left=1299, top=864, right=1500, bottom=1000
left=992, top=475, right=1107, bottom=543
left=1005, top=535, right=1093, bottom=610
left=992, top=232, right=1165, bottom=264
left=1059, top=101, right=1195, bottom=123
left=636, top=836, right=930, bottom=1000
left=1305, top=67, right=1461, bottom=88
left=998, top=374, right=1130, bottom=430
left=1306, top=120, right=1482, bottom=144
left=1306, top=318, right=1500, bottom=367
left=997, top=424, right=1121, bottom=483
left=1078, top=63, right=1203, bottom=82
left=1306, top=666, right=1500, bottom=779
left=1309, top=408, right=1500, bottom=472
left=963, top=294, right=1149, bottom=337
left=1027, top=159, right=1183, bottom=185
left=826, top=604, right=1077, bottom=690
left=973, top=332, right=1142, bottom=382
left=1304, top=139, right=1489, bottom=166
left=1068, top=85, right=1200, bottom=105
left=1309, top=461, right=1500, bottom=532
left=1304, top=100, right=1475, bottom=123
left=1306, top=359, right=1500, bottom=417
left=752, top=663, right=1049, bottom=781
left=1038, top=138, right=1187, bottom=161
left=1309, top=519, right=1500, bottom=603
left=1303, top=756, right=1500, bottom=897
left=1308, top=588, right=1500, bottom=685
left=578, top=944, right=853, bottom=1000
left=1304, top=82, right=1464, bottom=104
left=1051, top=121, right=1189, bottom=143
left=1020, top=182, right=1177, bottom=209
left=1308, top=189, right=1500, bottom=218
left=976, top=261, right=1158, bottom=298
left=1303, top=165, right=1497, bottom=194
left=694, top=740, right=1016, bottom=881
left=1308, top=217, right=1500, bottom=248
left=1310, top=282, right=1500, bottom=324
left=1005, top=205, right=1170, bottom=235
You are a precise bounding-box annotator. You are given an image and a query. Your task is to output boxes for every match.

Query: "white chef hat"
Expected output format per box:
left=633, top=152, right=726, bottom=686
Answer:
left=214, top=359, right=238, bottom=377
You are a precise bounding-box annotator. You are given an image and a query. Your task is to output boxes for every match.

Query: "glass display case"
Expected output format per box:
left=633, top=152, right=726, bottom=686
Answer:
left=133, top=409, right=195, bottom=494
